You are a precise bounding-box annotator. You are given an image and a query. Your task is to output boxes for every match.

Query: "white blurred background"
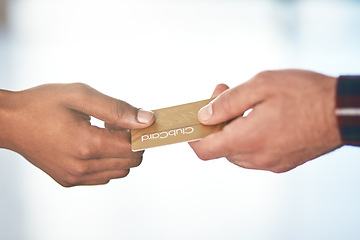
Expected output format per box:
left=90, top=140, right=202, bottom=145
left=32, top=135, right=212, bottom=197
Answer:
left=1, top=0, right=360, bottom=239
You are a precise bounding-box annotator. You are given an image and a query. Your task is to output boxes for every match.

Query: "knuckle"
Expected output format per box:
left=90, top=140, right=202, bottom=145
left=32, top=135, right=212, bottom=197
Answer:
left=70, top=82, right=91, bottom=93
left=112, top=99, right=134, bottom=122
left=270, top=168, right=286, bottom=174
left=60, top=183, right=73, bottom=188
left=227, top=157, right=253, bottom=169
left=69, top=161, right=90, bottom=176
left=226, top=156, right=239, bottom=165
left=119, top=169, right=130, bottom=178
left=121, top=141, right=133, bottom=155
left=254, top=155, right=278, bottom=170
left=191, top=141, right=219, bottom=161
left=76, top=141, right=96, bottom=159
left=217, top=90, right=241, bottom=119
left=68, top=82, right=92, bottom=99
left=125, top=149, right=138, bottom=158
left=252, top=71, right=275, bottom=92
left=253, top=70, right=275, bottom=83
left=133, top=150, right=144, bottom=157
left=62, top=174, right=81, bottom=186
left=58, top=180, right=74, bottom=188
left=130, top=157, right=142, bottom=168
left=77, top=146, right=93, bottom=159
left=97, top=180, right=111, bottom=185
left=270, top=163, right=294, bottom=173
left=191, top=145, right=207, bottom=160
left=196, top=151, right=211, bottom=161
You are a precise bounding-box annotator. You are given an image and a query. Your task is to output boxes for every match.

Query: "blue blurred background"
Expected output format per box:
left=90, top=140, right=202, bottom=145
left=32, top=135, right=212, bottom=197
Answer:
left=1, top=0, right=360, bottom=239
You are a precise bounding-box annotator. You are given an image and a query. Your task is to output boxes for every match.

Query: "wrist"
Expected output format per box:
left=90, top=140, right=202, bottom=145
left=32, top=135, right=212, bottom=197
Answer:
left=321, top=75, right=342, bottom=149
left=0, top=89, right=17, bottom=149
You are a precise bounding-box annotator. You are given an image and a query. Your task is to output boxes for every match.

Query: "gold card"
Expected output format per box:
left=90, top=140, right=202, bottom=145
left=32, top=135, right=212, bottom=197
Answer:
left=131, top=99, right=225, bottom=151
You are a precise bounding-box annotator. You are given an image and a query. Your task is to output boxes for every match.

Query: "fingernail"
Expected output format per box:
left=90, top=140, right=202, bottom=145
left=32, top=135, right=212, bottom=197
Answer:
left=137, top=109, right=154, bottom=124
left=198, top=103, right=213, bottom=121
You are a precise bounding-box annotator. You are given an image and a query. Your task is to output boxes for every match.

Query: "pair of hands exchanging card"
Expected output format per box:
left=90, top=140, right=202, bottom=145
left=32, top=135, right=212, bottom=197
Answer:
left=0, top=70, right=342, bottom=187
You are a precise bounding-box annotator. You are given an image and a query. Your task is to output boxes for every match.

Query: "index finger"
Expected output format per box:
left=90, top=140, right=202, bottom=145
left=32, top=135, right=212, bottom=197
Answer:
left=65, top=83, right=155, bottom=130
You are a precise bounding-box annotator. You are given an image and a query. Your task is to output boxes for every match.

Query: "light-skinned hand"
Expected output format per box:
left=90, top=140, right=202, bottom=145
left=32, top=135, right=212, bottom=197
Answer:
left=189, top=69, right=342, bottom=173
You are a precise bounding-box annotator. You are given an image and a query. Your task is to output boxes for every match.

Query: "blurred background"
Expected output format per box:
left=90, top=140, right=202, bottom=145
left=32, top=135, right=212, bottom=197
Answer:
left=1, top=0, right=360, bottom=239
